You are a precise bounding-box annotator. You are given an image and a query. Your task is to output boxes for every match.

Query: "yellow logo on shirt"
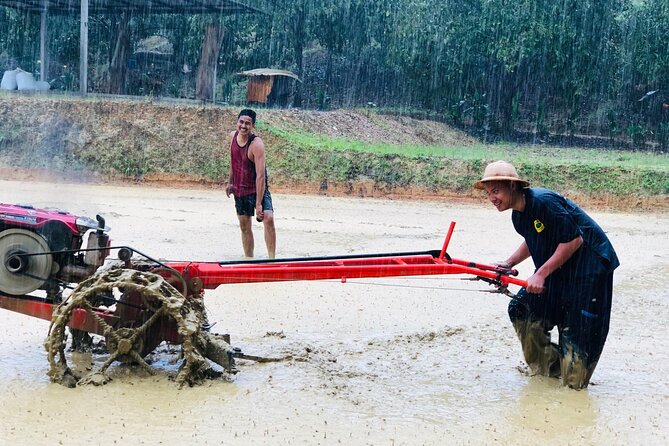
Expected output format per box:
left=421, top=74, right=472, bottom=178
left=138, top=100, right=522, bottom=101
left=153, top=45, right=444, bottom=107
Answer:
left=534, top=219, right=545, bottom=233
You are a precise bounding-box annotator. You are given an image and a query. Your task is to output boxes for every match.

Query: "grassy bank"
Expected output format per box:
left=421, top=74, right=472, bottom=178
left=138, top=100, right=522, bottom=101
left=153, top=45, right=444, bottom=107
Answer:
left=259, top=121, right=669, bottom=198
left=0, top=94, right=667, bottom=208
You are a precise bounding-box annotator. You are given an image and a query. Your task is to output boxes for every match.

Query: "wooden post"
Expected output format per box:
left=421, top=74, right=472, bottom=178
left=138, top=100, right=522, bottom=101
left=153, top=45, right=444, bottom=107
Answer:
left=195, top=22, right=225, bottom=101
left=80, top=0, right=89, bottom=94
left=40, top=0, right=48, bottom=82
left=108, top=11, right=131, bottom=94
left=212, top=63, right=217, bottom=103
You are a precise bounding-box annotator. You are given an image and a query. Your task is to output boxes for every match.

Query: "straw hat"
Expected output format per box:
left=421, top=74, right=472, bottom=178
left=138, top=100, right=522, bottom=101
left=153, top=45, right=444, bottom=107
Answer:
left=473, top=160, right=530, bottom=189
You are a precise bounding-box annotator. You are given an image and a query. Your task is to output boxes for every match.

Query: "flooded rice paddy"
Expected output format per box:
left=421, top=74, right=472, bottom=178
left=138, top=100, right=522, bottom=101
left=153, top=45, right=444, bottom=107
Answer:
left=0, top=179, right=667, bottom=445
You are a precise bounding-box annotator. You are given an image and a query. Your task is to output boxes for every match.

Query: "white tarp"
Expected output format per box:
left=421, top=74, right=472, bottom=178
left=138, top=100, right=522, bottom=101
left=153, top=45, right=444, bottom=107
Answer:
left=0, top=70, right=17, bottom=90
left=1, top=69, right=49, bottom=91
left=16, top=71, right=37, bottom=90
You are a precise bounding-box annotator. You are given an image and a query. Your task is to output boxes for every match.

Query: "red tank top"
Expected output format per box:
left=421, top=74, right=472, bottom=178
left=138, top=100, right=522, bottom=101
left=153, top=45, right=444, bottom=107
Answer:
left=230, top=131, right=257, bottom=196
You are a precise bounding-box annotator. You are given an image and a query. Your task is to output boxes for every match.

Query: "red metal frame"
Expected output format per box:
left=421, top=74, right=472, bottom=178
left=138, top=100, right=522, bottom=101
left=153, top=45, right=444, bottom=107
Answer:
left=166, top=222, right=527, bottom=289
left=167, top=254, right=527, bottom=288
left=0, top=222, right=527, bottom=339
left=0, top=295, right=117, bottom=335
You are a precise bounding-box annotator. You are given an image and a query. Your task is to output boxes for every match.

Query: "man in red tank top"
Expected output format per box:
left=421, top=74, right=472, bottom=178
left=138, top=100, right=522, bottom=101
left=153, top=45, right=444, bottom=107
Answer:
left=226, top=109, right=276, bottom=258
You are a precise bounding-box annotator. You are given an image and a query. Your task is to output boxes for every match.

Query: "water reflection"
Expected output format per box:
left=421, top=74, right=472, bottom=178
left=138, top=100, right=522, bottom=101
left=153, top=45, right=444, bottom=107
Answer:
left=491, top=377, right=599, bottom=444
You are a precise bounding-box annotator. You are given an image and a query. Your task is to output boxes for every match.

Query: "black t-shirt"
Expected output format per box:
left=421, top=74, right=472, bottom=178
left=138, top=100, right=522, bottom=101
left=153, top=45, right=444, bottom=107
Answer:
left=512, top=188, right=619, bottom=288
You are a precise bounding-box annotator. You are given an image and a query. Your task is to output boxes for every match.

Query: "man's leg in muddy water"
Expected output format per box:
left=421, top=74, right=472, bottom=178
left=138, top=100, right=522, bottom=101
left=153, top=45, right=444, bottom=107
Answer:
left=238, top=215, right=254, bottom=258
left=559, top=273, right=614, bottom=389
left=560, top=345, right=598, bottom=389
left=262, top=210, right=276, bottom=258
left=513, top=320, right=561, bottom=377
left=508, top=290, right=561, bottom=378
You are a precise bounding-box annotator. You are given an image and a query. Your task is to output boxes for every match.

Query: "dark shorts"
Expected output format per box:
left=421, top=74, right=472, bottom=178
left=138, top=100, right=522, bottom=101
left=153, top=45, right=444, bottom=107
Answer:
left=234, top=189, right=273, bottom=217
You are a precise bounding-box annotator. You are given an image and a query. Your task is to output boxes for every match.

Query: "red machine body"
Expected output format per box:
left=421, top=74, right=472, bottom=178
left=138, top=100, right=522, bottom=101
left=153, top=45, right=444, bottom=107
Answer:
left=0, top=203, right=82, bottom=235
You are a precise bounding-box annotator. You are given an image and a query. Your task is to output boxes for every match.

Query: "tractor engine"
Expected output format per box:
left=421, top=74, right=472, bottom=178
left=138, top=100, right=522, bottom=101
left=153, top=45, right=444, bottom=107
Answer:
left=0, top=203, right=110, bottom=297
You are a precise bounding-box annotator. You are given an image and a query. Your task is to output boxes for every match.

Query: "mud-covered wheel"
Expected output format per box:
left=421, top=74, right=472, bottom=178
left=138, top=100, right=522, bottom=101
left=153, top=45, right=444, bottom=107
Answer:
left=45, top=267, right=209, bottom=387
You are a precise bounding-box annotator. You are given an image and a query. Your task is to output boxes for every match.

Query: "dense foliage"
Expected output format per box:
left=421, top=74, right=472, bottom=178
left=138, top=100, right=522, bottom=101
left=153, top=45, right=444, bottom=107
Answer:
left=0, top=0, right=667, bottom=147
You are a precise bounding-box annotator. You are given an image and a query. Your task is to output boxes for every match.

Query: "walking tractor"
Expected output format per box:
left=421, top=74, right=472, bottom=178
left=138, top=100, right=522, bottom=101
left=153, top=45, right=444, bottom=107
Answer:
left=0, top=202, right=528, bottom=387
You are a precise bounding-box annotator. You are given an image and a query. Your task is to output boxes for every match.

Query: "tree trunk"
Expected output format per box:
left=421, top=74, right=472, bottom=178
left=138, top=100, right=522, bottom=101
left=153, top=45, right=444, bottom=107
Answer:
left=292, top=4, right=305, bottom=107
left=195, top=22, right=226, bottom=101
left=487, top=61, right=516, bottom=136
left=108, top=12, right=131, bottom=94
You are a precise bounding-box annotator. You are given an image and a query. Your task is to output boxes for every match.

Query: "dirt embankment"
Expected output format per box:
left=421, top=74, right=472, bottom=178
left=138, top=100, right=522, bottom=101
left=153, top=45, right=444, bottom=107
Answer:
left=259, top=108, right=478, bottom=146
left=0, top=94, right=666, bottom=211
left=0, top=95, right=471, bottom=171
left=0, top=94, right=477, bottom=190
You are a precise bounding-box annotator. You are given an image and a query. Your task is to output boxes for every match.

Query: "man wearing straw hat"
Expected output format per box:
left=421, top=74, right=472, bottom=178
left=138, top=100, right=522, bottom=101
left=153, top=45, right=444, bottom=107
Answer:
left=474, top=160, right=619, bottom=389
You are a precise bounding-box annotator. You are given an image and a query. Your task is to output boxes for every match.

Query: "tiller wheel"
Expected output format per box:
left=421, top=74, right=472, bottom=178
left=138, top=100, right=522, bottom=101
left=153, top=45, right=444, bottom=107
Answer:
left=45, top=267, right=236, bottom=387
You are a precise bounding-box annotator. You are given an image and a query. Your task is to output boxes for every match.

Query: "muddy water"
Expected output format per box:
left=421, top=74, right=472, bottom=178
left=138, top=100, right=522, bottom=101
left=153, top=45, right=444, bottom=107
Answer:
left=0, top=179, right=667, bottom=445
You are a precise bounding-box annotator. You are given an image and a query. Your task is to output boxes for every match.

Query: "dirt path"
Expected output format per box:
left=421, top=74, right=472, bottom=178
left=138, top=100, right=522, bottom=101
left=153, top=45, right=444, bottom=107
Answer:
left=0, top=179, right=667, bottom=445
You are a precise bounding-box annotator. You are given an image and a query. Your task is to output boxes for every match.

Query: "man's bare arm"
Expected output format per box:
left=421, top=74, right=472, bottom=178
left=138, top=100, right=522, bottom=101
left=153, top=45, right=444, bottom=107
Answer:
left=225, top=131, right=235, bottom=197
left=249, top=137, right=267, bottom=219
